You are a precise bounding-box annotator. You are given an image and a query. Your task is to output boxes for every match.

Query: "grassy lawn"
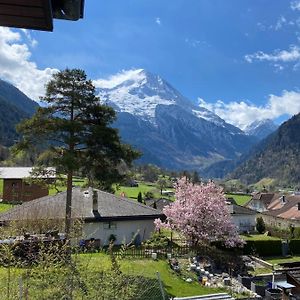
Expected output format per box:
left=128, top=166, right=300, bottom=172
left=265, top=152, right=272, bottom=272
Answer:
left=49, top=177, right=87, bottom=195
left=226, top=193, right=251, bottom=206
left=79, top=253, right=223, bottom=298
left=264, top=256, right=300, bottom=265
left=0, top=203, right=15, bottom=213
left=0, top=179, right=3, bottom=196
left=115, top=182, right=163, bottom=199
left=0, top=253, right=224, bottom=299
left=240, top=234, right=280, bottom=241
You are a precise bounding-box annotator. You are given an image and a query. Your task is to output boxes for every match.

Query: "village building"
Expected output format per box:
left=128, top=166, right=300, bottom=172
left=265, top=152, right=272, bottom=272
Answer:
left=0, top=187, right=164, bottom=246
left=144, top=198, right=173, bottom=212
left=260, top=194, right=300, bottom=229
left=245, top=192, right=280, bottom=212
left=228, top=203, right=257, bottom=233
left=0, top=167, right=55, bottom=203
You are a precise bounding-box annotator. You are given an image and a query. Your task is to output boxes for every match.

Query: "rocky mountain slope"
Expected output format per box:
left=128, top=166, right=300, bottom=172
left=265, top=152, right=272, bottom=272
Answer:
left=244, top=119, right=278, bottom=140
left=97, top=69, right=257, bottom=173
left=230, top=113, right=300, bottom=186
left=0, top=79, right=38, bottom=146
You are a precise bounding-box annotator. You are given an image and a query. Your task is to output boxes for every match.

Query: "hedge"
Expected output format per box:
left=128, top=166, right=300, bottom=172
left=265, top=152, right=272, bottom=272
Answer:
left=289, top=239, right=300, bottom=255
left=243, top=240, right=282, bottom=257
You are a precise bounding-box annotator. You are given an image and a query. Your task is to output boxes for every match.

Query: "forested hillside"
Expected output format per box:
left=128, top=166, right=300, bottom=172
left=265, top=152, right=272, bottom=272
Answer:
left=230, top=113, right=300, bottom=186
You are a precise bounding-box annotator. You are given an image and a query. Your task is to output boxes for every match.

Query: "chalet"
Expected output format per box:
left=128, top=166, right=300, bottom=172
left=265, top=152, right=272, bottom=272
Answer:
left=0, top=0, right=84, bottom=32
left=0, top=167, right=55, bottom=203
left=0, top=187, right=165, bottom=246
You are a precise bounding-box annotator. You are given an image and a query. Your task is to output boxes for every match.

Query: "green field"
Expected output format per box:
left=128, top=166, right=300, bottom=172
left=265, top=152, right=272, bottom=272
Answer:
left=240, top=234, right=280, bottom=241
left=115, top=182, right=170, bottom=200
left=226, top=193, right=251, bottom=206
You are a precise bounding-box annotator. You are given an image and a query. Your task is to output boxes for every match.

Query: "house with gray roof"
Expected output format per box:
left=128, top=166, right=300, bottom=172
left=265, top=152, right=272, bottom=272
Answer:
left=0, top=187, right=164, bottom=246
left=228, top=204, right=257, bottom=233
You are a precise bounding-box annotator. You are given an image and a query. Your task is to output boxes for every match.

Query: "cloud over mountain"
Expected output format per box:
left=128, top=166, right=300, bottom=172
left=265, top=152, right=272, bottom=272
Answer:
left=0, top=27, right=57, bottom=100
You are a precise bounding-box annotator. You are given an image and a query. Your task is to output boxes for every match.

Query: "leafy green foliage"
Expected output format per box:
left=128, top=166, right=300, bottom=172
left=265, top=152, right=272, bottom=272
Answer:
left=256, top=217, right=266, bottom=234
left=243, top=240, right=282, bottom=256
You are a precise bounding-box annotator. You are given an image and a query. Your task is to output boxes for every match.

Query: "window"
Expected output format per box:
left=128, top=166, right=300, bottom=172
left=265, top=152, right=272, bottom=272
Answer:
left=103, top=222, right=117, bottom=230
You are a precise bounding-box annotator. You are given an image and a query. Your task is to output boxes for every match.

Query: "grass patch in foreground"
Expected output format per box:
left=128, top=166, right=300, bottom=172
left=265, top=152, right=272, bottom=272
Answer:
left=264, top=256, right=300, bottom=265
left=79, top=253, right=223, bottom=298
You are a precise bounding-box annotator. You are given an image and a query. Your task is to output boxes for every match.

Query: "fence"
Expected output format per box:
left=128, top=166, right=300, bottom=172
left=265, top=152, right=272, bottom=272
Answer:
left=109, top=245, right=209, bottom=259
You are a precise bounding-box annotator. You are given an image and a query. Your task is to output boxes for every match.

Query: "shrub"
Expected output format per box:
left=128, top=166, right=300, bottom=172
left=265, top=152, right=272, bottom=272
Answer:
left=256, top=217, right=266, bottom=234
left=243, top=240, right=282, bottom=256
left=289, top=239, right=300, bottom=254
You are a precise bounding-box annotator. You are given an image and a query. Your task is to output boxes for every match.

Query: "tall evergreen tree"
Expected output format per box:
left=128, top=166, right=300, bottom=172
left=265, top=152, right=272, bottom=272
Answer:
left=137, top=192, right=143, bottom=203
left=16, top=69, right=139, bottom=239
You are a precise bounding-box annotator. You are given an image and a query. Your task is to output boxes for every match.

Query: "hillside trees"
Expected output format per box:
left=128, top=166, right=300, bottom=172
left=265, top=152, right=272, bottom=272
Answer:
left=155, top=178, right=243, bottom=247
left=15, top=69, right=139, bottom=238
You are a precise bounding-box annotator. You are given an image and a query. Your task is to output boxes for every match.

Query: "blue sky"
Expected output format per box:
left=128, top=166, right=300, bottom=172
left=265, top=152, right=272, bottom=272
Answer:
left=1, top=0, right=300, bottom=128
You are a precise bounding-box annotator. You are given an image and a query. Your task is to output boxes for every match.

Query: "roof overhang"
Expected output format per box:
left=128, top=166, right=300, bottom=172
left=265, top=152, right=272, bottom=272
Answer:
left=0, top=0, right=84, bottom=32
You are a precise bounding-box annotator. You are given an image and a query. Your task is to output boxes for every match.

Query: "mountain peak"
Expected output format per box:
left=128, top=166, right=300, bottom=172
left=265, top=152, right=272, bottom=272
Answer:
left=244, top=118, right=278, bottom=140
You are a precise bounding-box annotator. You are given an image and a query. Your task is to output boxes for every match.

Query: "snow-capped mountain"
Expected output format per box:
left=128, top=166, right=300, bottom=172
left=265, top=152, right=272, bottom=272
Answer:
left=96, top=69, right=239, bottom=132
left=95, top=69, right=257, bottom=174
left=244, top=119, right=278, bottom=140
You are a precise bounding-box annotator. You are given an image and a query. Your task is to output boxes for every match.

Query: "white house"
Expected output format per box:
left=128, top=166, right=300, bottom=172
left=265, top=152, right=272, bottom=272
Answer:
left=228, top=204, right=257, bottom=233
left=0, top=187, right=164, bottom=246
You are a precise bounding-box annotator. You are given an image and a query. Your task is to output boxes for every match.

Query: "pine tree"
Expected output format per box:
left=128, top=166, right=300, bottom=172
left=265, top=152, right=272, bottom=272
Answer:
left=256, top=217, right=266, bottom=234
left=16, top=69, right=139, bottom=240
left=137, top=192, right=143, bottom=203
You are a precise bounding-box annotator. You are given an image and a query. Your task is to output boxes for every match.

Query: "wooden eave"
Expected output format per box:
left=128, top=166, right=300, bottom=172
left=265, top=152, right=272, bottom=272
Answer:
left=0, top=0, right=53, bottom=31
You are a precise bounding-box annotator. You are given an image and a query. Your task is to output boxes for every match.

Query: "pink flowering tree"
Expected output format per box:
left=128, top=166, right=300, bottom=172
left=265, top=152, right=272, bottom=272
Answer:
left=155, top=178, right=243, bottom=248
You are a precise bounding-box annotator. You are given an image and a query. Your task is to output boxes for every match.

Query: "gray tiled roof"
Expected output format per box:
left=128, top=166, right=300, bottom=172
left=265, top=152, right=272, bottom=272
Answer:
left=231, top=204, right=256, bottom=215
left=0, top=188, right=164, bottom=222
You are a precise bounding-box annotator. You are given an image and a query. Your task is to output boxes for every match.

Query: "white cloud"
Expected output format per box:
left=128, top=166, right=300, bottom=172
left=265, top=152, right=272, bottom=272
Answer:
left=274, top=16, right=287, bottom=30
left=155, top=17, right=161, bottom=25
left=93, top=69, right=145, bottom=89
left=291, top=0, right=300, bottom=10
left=0, top=27, right=57, bottom=101
left=245, top=45, right=300, bottom=70
left=198, top=90, right=300, bottom=129
left=20, top=29, right=38, bottom=48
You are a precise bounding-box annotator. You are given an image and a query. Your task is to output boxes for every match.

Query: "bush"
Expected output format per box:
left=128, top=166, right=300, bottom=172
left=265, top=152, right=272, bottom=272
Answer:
left=142, top=232, right=170, bottom=248
left=289, top=239, right=300, bottom=254
left=256, top=217, right=266, bottom=234
left=243, top=240, right=282, bottom=256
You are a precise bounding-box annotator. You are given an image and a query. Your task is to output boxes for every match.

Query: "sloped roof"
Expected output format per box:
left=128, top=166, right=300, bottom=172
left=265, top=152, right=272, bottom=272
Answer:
left=145, top=198, right=173, bottom=211
left=231, top=204, right=256, bottom=215
left=245, top=193, right=279, bottom=209
left=262, top=195, right=300, bottom=220
left=0, top=188, right=164, bottom=222
left=0, top=167, right=55, bottom=179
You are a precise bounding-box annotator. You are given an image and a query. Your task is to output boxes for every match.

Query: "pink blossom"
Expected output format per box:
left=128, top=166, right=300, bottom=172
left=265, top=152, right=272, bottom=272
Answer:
left=156, top=177, right=244, bottom=248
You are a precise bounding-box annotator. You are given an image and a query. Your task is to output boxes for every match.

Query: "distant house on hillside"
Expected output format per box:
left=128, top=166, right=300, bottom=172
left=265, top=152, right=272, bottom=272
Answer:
left=228, top=204, right=257, bottom=233
left=261, top=194, right=300, bottom=229
left=0, top=167, right=55, bottom=203
left=0, top=188, right=164, bottom=246
left=245, top=192, right=280, bottom=212
left=145, top=198, right=173, bottom=212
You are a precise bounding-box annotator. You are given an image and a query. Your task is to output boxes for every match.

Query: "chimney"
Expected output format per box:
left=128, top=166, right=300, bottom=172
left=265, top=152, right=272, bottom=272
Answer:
left=298, top=203, right=300, bottom=211
left=281, top=195, right=286, bottom=204
left=92, top=189, right=98, bottom=212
